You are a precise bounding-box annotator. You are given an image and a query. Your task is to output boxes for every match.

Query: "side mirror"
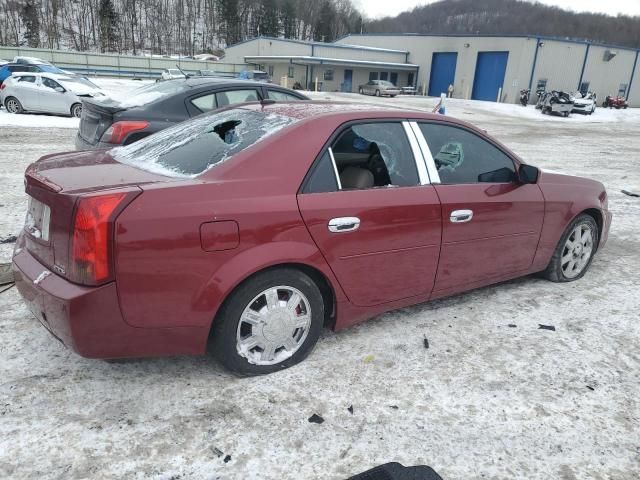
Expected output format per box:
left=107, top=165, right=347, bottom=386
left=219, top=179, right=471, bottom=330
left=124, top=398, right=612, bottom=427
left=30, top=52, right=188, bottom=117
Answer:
left=55, top=86, right=65, bottom=93
left=518, top=164, right=539, bottom=184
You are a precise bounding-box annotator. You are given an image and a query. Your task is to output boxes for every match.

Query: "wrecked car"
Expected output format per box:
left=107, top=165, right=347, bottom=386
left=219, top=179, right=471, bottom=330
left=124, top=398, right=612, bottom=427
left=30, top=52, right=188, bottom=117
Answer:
left=1, top=72, right=104, bottom=118
left=13, top=102, right=611, bottom=375
left=539, top=90, right=574, bottom=117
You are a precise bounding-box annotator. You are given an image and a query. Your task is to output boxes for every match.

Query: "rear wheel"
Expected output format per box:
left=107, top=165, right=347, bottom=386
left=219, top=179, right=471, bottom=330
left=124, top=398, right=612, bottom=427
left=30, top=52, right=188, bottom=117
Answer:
left=541, top=214, right=598, bottom=282
left=71, top=103, right=82, bottom=118
left=359, top=87, right=364, bottom=95
left=5, top=97, right=23, bottom=114
left=210, top=268, right=324, bottom=376
left=375, top=90, right=381, bottom=97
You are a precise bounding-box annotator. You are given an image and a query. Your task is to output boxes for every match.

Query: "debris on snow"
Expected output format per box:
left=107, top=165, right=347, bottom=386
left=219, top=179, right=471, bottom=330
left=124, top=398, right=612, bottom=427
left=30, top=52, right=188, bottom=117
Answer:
left=423, top=335, right=429, bottom=349
left=538, top=324, right=556, bottom=331
left=389, top=405, right=399, bottom=410
left=0, top=235, right=17, bottom=244
left=508, top=324, right=517, bottom=328
left=363, top=354, right=374, bottom=363
left=347, top=405, right=354, bottom=415
left=223, top=455, right=232, bottom=464
left=586, top=385, right=595, bottom=391
left=308, top=413, right=324, bottom=424
left=621, top=189, right=639, bottom=197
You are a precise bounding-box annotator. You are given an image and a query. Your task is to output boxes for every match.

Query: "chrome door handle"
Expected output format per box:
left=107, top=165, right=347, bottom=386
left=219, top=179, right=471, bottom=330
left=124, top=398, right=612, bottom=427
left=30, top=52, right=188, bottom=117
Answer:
left=450, top=209, right=473, bottom=223
left=328, top=217, right=360, bottom=233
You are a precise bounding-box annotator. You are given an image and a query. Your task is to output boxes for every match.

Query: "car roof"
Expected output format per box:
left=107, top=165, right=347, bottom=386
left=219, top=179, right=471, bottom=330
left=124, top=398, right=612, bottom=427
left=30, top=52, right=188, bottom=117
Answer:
left=174, top=77, right=272, bottom=88
left=8, top=71, right=70, bottom=80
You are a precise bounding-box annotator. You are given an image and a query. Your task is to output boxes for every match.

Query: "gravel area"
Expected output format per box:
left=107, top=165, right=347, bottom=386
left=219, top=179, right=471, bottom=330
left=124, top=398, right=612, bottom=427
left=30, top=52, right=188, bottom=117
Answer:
left=0, top=92, right=639, bottom=479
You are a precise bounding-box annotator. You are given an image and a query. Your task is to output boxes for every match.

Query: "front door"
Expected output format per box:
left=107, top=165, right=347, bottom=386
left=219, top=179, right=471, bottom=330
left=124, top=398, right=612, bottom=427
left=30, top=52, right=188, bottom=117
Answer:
left=13, top=75, right=40, bottom=110
left=343, top=69, right=353, bottom=92
left=415, top=121, right=544, bottom=293
left=39, top=76, right=69, bottom=114
left=297, top=121, right=441, bottom=307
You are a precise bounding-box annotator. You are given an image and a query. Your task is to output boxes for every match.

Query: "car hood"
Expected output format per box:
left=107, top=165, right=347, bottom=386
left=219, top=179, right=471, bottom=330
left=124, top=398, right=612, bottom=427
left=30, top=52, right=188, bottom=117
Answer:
left=539, top=169, right=604, bottom=191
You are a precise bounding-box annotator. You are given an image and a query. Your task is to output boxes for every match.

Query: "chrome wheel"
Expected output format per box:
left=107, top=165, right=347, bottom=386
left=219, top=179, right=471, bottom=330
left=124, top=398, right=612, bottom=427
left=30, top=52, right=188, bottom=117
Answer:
left=236, top=286, right=312, bottom=365
left=561, top=223, right=593, bottom=278
left=5, top=98, right=20, bottom=114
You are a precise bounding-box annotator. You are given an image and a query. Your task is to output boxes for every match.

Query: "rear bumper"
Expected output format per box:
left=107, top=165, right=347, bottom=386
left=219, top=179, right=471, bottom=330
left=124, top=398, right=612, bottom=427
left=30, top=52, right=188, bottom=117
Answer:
left=12, top=245, right=207, bottom=359
left=74, top=133, right=113, bottom=151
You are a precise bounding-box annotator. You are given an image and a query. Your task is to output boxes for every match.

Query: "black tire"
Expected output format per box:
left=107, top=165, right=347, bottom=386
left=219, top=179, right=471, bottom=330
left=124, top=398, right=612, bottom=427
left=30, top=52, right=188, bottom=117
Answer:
left=375, top=90, right=380, bottom=97
left=359, top=87, right=364, bottom=95
left=5, top=97, right=23, bottom=114
left=71, top=103, right=82, bottom=118
left=541, top=214, right=599, bottom=282
left=210, top=268, right=324, bottom=376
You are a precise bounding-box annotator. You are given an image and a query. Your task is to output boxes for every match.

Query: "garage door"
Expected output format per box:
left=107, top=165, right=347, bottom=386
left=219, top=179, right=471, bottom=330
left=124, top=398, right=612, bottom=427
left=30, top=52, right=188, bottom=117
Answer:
left=472, top=52, right=509, bottom=101
left=428, top=52, right=457, bottom=97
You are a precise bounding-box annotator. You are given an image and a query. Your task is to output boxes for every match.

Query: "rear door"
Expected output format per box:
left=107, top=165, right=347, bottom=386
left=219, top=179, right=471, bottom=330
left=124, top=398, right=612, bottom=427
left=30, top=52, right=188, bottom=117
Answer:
left=413, top=121, right=544, bottom=293
left=297, top=120, right=442, bottom=307
left=12, top=75, right=40, bottom=110
left=39, top=76, right=69, bottom=114
left=187, top=87, right=261, bottom=115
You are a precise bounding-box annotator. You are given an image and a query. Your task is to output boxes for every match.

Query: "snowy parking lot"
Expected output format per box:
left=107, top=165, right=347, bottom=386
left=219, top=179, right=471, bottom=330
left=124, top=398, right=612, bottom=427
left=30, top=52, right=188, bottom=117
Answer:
left=1, top=81, right=639, bottom=479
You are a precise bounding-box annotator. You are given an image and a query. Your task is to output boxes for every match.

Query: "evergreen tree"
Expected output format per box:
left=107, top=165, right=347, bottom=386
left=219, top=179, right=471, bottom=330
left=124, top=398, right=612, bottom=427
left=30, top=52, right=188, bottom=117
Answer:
left=280, top=0, right=296, bottom=39
left=259, top=0, right=280, bottom=37
left=21, top=0, right=40, bottom=48
left=99, top=0, right=119, bottom=52
left=217, top=0, right=241, bottom=45
left=314, top=1, right=336, bottom=42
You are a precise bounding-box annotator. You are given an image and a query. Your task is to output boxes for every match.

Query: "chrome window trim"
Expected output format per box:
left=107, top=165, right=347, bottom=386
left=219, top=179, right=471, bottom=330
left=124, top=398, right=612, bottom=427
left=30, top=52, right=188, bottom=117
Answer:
left=408, top=121, right=441, bottom=184
left=328, top=147, right=342, bottom=190
left=402, top=121, right=430, bottom=185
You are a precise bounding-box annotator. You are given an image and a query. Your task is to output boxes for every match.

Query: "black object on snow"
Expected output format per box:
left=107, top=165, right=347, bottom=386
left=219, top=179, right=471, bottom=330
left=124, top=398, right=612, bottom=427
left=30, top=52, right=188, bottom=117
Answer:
left=538, top=324, right=556, bottom=331
left=389, top=405, right=399, bottom=410
left=348, top=462, right=443, bottom=480
left=508, top=324, right=517, bottom=328
left=348, top=405, right=354, bottom=415
left=621, top=190, right=639, bottom=197
left=423, top=336, right=429, bottom=349
left=308, top=413, right=324, bottom=424
left=586, top=385, right=595, bottom=391
left=0, top=235, right=17, bottom=244
left=223, top=455, right=231, bottom=463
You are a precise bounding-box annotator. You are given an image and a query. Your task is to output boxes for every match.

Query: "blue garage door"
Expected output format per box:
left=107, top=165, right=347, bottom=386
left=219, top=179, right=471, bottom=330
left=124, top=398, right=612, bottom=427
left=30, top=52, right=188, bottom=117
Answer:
left=428, top=52, right=457, bottom=97
left=472, top=52, right=509, bottom=102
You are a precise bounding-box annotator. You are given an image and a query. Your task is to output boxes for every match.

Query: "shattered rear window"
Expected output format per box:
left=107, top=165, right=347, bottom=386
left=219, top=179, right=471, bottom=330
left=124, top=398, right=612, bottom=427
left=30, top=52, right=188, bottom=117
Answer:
left=110, top=109, right=296, bottom=177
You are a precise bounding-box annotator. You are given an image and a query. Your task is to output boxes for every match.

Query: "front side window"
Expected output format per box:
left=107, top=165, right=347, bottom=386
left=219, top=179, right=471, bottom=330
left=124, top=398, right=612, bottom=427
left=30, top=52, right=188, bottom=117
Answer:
left=418, top=123, right=517, bottom=184
left=287, top=66, right=294, bottom=78
left=42, top=77, right=62, bottom=90
left=323, top=70, right=334, bottom=81
left=267, top=90, right=302, bottom=101
left=618, top=83, right=628, bottom=97
left=304, top=122, right=419, bottom=193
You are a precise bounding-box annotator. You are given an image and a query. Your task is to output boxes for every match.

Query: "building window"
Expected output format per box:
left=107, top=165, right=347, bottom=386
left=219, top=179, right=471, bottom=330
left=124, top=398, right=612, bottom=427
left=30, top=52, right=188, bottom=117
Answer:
left=288, top=66, right=294, bottom=78
left=369, top=71, right=379, bottom=81
left=408, top=72, right=414, bottom=86
left=380, top=72, right=389, bottom=81
left=618, top=83, right=628, bottom=97
left=390, top=72, right=398, bottom=86
left=268, top=65, right=274, bottom=77
left=536, top=78, right=548, bottom=93
left=323, top=69, right=334, bottom=81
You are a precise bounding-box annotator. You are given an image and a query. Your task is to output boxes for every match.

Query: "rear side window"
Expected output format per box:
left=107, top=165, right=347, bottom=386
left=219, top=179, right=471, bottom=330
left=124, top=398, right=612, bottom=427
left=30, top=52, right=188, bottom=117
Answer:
left=268, top=90, right=303, bottom=101
left=18, top=76, right=36, bottom=83
left=418, top=123, right=517, bottom=184
left=111, top=109, right=296, bottom=177
left=216, top=89, right=259, bottom=107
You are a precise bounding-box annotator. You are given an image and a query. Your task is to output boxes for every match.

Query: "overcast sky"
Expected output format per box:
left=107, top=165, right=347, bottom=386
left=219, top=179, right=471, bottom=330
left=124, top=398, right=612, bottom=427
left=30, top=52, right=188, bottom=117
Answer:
left=356, top=0, right=640, bottom=20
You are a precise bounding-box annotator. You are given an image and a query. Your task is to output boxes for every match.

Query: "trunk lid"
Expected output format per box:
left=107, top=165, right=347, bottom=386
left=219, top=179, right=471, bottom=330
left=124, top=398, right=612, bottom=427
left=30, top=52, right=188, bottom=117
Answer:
left=23, top=150, right=177, bottom=281
left=78, top=99, right=122, bottom=145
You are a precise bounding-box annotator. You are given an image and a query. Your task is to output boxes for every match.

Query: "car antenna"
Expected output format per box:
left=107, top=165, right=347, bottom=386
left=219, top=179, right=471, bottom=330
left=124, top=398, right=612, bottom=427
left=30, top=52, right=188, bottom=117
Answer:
left=176, top=63, right=190, bottom=79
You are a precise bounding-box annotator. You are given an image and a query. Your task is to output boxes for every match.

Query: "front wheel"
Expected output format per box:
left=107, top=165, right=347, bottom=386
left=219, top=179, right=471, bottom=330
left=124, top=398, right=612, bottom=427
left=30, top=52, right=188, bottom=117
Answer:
left=71, top=103, right=82, bottom=118
left=210, top=268, right=324, bottom=376
left=541, top=214, right=598, bottom=282
left=5, top=97, right=23, bottom=114
left=375, top=90, right=380, bottom=97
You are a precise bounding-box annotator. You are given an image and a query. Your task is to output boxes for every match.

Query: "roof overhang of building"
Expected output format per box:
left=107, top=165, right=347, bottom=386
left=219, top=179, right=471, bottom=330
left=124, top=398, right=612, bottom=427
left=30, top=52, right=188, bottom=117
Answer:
left=244, top=55, right=419, bottom=70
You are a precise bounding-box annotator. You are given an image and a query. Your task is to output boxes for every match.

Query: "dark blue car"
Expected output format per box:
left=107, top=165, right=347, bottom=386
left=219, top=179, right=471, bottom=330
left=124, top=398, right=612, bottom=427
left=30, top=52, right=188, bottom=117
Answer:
left=0, top=63, right=67, bottom=85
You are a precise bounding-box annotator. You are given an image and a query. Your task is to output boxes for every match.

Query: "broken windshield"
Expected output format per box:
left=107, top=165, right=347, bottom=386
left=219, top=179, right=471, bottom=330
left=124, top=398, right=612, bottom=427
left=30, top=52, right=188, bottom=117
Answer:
left=110, top=108, right=296, bottom=177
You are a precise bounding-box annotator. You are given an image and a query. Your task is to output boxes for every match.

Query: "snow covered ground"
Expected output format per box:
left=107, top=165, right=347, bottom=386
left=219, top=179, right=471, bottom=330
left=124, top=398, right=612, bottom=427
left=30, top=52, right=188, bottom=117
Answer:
left=1, top=84, right=639, bottom=479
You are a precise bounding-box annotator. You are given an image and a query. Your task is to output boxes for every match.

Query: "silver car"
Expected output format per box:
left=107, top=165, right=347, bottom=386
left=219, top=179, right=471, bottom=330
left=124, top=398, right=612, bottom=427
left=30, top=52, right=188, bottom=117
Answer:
left=1, top=72, right=104, bottom=117
left=358, top=80, right=401, bottom=97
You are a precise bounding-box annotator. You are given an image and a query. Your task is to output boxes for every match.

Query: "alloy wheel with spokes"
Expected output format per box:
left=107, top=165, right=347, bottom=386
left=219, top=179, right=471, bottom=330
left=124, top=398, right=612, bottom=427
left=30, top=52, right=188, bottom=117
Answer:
left=236, top=286, right=312, bottom=365
left=5, top=97, right=22, bottom=114
left=560, top=223, right=593, bottom=279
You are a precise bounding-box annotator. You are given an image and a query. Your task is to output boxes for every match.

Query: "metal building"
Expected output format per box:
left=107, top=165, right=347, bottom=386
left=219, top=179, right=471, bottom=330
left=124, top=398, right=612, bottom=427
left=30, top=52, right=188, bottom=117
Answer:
left=224, top=34, right=639, bottom=107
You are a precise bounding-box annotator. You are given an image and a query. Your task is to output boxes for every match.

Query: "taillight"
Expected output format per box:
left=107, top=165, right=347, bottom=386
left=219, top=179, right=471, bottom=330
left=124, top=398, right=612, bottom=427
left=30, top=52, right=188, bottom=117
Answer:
left=0, top=83, right=5, bottom=90
left=71, top=193, right=127, bottom=284
left=100, top=121, right=149, bottom=144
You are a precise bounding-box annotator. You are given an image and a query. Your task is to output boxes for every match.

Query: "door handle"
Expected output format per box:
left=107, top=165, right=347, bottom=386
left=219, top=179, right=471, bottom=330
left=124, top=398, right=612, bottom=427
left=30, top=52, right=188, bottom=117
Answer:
left=450, top=209, right=473, bottom=223
left=328, top=217, right=360, bottom=233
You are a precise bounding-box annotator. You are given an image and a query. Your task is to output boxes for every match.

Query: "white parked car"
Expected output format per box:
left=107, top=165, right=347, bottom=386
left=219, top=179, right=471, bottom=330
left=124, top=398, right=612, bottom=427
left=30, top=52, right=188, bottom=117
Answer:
left=571, top=91, right=597, bottom=114
left=0, top=72, right=104, bottom=117
left=160, top=68, right=186, bottom=81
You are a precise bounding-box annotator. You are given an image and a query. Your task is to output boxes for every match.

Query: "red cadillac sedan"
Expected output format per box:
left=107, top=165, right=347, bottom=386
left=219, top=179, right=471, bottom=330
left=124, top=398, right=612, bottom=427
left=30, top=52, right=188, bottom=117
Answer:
left=12, top=101, right=612, bottom=375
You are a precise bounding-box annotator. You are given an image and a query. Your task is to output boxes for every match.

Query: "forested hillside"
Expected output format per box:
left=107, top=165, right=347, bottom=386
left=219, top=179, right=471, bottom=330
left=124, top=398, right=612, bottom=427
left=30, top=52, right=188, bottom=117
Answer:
left=0, top=0, right=362, bottom=56
left=366, top=0, right=640, bottom=49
